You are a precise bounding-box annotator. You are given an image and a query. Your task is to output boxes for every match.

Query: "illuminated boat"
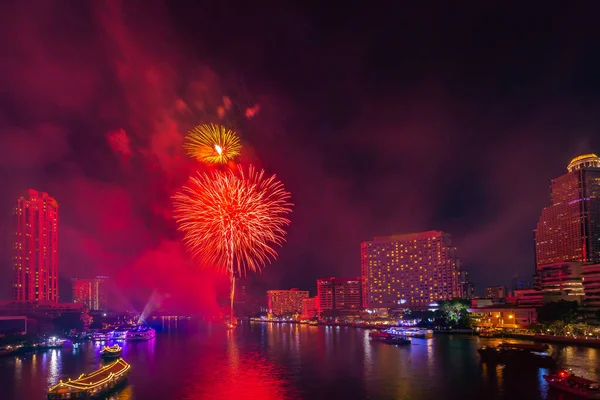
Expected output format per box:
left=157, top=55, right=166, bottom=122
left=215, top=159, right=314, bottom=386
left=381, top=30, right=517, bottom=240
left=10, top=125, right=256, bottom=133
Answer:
left=125, top=325, right=156, bottom=341
left=91, top=331, right=109, bottom=341
left=384, top=327, right=434, bottom=339
left=108, top=328, right=129, bottom=340
left=47, top=358, right=130, bottom=399
left=544, top=370, right=600, bottom=399
left=100, top=344, right=122, bottom=359
left=478, top=342, right=555, bottom=367
left=369, top=330, right=411, bottom=345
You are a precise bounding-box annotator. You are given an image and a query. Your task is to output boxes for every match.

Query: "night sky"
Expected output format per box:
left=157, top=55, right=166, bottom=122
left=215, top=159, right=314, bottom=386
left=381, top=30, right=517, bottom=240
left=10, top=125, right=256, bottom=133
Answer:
left=2, top=1, right=600, bottom=312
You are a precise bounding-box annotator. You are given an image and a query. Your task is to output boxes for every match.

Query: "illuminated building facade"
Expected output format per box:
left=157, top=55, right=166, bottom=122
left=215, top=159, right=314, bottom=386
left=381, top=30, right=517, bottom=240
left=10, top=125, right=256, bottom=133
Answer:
left=459, top=271, right=474, bottom=299
left=536, top=261, right=585, bottom=304
left=361, top=231, right=463, bottom=309
left=266, top=289, right=309, bottom=315
left=72, top=277, right=109, bottom=311
left=302, top=297, right=319, bottom=318
left=485, top=286, right=507, bottom=300
left=13, top=190, right=59, bottom=302
left=317, top=277, right=362, bottom=312
left=535, top=154, right=600, bottom=266
left=582, top=263, right=600, bottom=324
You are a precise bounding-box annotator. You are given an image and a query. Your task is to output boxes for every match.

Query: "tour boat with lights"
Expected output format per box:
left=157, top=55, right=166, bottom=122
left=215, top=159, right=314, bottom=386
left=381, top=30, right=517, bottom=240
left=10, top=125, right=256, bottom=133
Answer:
left=108, top=328, right=130, bottom=340
left=369, top=330, right=411, bottom=345
left=544, top=370, right=600, bottom=399
left=478, top=342, right=554, bottom=367
left=47, top=358, right=130, bottom=399
left=91, top=331, right=109, bottom=341
left=100, top=344, right=122, bottom=359
left=384, top=327, right=434, bottom=339
left=125, top=325, right=156, bottom=341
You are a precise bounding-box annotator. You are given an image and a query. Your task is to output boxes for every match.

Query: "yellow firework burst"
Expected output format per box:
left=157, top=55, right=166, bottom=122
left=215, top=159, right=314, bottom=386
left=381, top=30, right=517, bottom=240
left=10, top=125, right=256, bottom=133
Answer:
left=183, top=124, right=242, bottom=164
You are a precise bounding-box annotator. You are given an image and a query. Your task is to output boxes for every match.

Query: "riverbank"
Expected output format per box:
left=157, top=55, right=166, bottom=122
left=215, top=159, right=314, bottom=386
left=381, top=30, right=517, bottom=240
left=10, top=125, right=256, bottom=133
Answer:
left=501, top=332, right=600, bottom=347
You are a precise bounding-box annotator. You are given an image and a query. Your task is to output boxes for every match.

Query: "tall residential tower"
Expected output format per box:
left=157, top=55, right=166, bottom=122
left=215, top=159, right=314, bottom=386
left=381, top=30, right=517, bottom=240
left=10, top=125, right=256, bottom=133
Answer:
left=13, top=189, right=59, bottom=302
left=534, top=154, right=600, bottom=266
left=361, top=231, right=462, bottom=309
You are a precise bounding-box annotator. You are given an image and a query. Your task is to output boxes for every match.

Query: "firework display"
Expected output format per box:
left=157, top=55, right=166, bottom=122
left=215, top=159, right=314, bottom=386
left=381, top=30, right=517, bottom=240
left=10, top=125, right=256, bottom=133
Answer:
left=183, top=123, right=242, bottom=164
left=172, top=165, right=292, bottom=276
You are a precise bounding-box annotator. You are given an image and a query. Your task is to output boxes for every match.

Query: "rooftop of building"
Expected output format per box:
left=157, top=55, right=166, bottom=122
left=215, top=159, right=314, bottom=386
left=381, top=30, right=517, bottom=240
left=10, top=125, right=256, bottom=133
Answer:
left=567, top=153, right=600, bottom=172
left=371, top=230, right=445, bottom=242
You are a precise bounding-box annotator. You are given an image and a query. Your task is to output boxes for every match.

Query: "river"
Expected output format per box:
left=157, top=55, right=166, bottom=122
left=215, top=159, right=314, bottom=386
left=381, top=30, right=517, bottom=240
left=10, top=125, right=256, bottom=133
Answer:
left=1, top=321, right=598, bottom=399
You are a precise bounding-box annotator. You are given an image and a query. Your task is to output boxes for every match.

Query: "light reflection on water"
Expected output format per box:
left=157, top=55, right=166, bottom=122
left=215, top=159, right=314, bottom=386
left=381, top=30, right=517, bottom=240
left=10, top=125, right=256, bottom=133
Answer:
left=1, top=324, right=599, bottom=400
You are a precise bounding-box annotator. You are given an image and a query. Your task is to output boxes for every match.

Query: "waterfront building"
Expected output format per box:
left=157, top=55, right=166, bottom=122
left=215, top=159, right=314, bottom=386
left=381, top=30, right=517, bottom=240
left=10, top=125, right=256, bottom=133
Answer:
left=508, top=288, right=543, bottom=308
left=72, top=276, right=109, bottom=311
left=266, top=289, right=309, bottom=316
left=361, top=231, right=463, bottom=309
left=582, top=263, right=600, bottom=324
left=302, top=297, right=319, bottom=318
left=468, top=305, right=537, bottom=328
left=485, top=286, right=507, bottom=300
left=317, top=277, right=362, bottom=313
left=13, top=189, right=59, bottom=302
left=534, top=153, right=600, bottom=266
left=538, top=261, right=585, bottom=304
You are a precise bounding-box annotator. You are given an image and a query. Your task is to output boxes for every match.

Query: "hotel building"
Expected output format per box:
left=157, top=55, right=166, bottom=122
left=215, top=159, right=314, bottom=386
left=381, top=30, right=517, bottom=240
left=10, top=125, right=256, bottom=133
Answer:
left=72, top=276, right=109, bottom=311
left=13, top=190, right=59, bottom=302
left=317, top=277, right=362, bottom=313
left=535, top=154, right=600, bottom=266
left=361, top=230, right=463, bottom=309
left=266, top=289, right=309, bottom=315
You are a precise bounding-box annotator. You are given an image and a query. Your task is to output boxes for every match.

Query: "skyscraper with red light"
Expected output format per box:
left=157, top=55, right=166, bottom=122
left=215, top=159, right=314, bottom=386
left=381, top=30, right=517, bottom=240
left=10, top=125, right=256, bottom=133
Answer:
left=361, top=231, right=463, bottom=309
left=317, top=277, right=362, bottom=313
left=535, top=154, right=600, bottom=266
left=13, top=189, right=59, bottom=302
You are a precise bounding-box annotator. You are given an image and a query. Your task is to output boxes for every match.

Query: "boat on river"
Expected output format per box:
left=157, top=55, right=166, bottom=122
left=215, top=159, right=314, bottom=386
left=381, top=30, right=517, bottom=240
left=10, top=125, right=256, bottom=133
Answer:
left=478, top=342, right=555, bottom=367
left=384, top=327, right=434, bottom=339
left=544, top=370, right=600, bottom=399
left=47, top=358, right=130, bottom=399
left=125, top=325, right=156, bottom=341
left=100, top=344, right=122, bottom=359
left=369, top=330, right=411, bottom=345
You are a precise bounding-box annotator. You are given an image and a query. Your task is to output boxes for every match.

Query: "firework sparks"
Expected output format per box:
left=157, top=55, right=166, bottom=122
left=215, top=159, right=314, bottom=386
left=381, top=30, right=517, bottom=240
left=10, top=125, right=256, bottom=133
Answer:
left=183, top=123, right=242, bottom=164
left=172, top=165, right=293, bottom=276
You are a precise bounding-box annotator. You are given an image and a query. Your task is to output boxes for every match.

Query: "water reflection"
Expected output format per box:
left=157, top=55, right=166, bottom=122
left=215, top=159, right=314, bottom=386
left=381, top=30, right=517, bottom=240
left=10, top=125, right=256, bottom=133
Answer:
left=1, top=324, right=600, bottom=400
left=180, top=329, right=300, bottom=400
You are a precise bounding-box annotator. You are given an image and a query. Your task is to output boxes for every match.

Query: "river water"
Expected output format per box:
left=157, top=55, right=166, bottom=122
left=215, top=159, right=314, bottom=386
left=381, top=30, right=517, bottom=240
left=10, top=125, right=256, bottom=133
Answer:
left=1, top=321, right=598, bottom=400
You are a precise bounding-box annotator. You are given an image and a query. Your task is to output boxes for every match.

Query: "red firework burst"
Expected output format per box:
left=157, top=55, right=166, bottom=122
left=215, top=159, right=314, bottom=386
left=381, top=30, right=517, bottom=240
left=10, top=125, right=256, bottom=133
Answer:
left=172, top=165, right=293, bottom=276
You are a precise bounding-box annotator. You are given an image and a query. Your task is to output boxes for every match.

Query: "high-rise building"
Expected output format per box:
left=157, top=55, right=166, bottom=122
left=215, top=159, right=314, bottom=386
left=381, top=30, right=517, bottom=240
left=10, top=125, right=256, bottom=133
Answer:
left=361, top=230, right=463, bottom=309
left=317, top=277, right=362, bottom=313
left=485, top=286, right=507, bottom=300
left=535, top=154, right=600, bottom=266
left=72, top=277, right=109, bottom=311
left=459, top=271, right=474, bottom=299
left=13, top=189, right=59, bottom=302
left=266, top=289, right=309, bottom=315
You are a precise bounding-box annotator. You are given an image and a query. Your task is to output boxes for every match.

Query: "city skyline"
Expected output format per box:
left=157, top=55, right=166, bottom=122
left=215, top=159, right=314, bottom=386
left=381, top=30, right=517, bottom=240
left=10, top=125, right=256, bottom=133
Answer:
left=2, top=2, right=600, bottom=310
